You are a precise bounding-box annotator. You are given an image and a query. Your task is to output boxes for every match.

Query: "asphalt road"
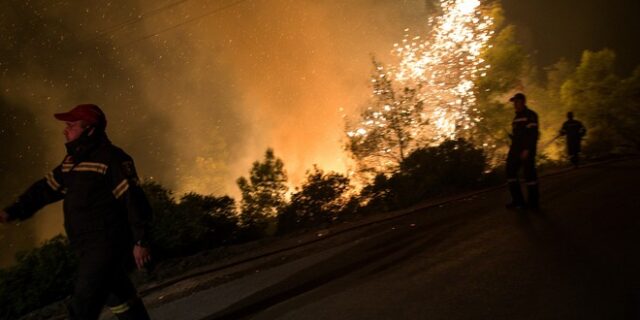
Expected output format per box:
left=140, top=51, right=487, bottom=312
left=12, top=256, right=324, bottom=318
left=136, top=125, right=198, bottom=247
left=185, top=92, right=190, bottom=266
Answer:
left=149, top=158, right=640, bottom=320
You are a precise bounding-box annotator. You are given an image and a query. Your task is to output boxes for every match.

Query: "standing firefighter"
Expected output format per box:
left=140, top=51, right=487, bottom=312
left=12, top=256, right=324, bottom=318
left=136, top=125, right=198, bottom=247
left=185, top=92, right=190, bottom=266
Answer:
left=505, top=93, right=540, bottom=210
left=0, top=104, right=152, bottom=320
left=559, top=111, right=587, bottom=168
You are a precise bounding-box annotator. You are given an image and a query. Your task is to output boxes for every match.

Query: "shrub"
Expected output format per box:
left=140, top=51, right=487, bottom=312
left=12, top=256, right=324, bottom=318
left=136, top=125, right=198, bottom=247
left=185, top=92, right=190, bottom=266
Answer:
left=361, top=139, right=487, bottom=210
left=142, top=181, right=240, bottom=259
left=277, top=166, right=350, bottom=234
left=0, top=235, right=76, bottom=319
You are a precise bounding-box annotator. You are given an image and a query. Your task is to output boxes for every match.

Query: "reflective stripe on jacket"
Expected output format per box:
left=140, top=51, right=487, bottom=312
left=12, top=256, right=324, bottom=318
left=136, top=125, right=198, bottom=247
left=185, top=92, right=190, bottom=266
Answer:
left=510, top=107, right=539, bottom=152
left=5, top=135, right=152, bottom=247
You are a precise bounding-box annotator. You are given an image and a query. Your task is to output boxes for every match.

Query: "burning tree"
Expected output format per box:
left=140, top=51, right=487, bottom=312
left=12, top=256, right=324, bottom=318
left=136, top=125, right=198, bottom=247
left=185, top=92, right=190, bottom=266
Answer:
left=346, top=59, right=425, bottom=175
left=346, top=0, right=495, bottom=176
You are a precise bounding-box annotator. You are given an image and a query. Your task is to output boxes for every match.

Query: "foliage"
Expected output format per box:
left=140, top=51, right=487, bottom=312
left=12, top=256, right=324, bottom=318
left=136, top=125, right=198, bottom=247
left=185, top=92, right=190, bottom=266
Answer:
left=277, top=166, right=351, bottom=234
left=475, top=25, right=527, bottom=98
left=612, top=66, right=640, bottom=150
left=346, top=59, right=425, bottom=176
left=0, top=235, right=76, bottom=319
left=236, top=148, right=288, bottom=237
left=178, top=193, right=239, bottom=246
left=560, top=49, right=629, bottom=156
left=361, top=139, right=486, bottom=211
left=143, top=181, right=240, bottom=259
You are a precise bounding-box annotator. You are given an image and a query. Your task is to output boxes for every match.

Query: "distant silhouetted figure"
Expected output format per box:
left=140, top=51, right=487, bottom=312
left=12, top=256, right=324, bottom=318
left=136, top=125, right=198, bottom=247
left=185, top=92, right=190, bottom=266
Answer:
left=505, top=93, right=539, bottom=210
left=559, top=111, right=586, bottom=168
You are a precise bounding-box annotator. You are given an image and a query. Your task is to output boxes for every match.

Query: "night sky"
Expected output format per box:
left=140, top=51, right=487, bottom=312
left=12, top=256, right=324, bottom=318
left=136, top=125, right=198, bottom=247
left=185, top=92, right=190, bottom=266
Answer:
left=1, top=0, right=638, bottom=266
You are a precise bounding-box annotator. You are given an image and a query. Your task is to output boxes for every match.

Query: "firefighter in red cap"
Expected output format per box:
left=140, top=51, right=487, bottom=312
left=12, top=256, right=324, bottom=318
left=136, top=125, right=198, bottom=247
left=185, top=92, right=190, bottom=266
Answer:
left=0, top=104, right=152, bottom=320
left=505, top=93, right=540, bottom=210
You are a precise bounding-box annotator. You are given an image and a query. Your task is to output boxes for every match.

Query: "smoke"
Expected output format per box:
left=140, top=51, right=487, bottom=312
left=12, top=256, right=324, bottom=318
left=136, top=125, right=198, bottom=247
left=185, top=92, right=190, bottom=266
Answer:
left=125, top=0, right=430, bottom=194
left=0, top=0, right=429, bottom=265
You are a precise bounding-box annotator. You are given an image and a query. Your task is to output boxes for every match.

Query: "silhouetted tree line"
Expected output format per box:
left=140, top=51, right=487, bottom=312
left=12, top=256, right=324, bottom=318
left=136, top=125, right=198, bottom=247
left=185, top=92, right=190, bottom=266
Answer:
left=361, top=139, right=488, bottom=212
left=143, top=183, right=240, bottom=260
left=278, top=165, right=357, bottom=234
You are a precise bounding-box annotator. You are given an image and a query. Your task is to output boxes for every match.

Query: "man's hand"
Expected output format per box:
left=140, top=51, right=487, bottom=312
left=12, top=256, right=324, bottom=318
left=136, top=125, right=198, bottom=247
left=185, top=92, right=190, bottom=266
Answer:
left=133, top=244, right=151, bottom=270
left=520, top=149, right=530, bottom=160
left=0, top=210, right=10, bottom=224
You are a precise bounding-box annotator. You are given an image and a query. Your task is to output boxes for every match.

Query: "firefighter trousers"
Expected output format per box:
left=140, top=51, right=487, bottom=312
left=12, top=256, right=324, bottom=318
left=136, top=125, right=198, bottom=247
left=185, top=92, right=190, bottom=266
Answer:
left=67, top=242, right=150, bottom=320
left=506, top=150, right=539, bottom=207
left=567, top=139, right=582, bottom=167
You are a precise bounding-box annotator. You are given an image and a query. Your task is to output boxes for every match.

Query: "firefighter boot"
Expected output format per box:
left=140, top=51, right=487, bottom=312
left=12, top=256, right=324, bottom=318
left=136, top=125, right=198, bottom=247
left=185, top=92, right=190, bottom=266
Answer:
left=506, top=180, right=525, bottom=209
left=110, top=298, right=151, bottom=320
left=526, top=183, right=539, bottom=210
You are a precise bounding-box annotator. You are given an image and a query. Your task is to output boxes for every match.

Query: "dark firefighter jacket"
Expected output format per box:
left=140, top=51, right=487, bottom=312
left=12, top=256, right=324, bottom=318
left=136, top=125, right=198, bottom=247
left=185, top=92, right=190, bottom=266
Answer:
left=560, top=119, right=586, bottom=141
left=4, top=132, right=152, bottom=249
left=510, top=107, right=539, bottom=153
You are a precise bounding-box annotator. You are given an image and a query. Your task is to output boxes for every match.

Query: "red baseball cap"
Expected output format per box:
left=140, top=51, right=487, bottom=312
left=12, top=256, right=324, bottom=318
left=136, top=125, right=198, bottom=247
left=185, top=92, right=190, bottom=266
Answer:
left=54, top=104, right=107, bottom=130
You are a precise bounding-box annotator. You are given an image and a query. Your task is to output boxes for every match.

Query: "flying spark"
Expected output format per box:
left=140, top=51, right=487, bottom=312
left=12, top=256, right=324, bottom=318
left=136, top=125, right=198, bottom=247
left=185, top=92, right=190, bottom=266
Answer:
left=347, top=0, right=494, bottom=173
